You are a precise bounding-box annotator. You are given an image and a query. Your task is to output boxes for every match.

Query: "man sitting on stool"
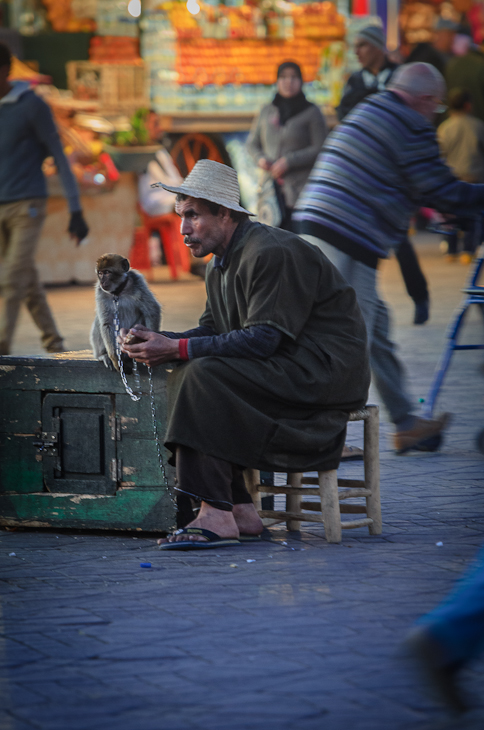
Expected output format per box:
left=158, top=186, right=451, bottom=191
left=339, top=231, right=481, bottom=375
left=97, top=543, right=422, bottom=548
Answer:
left=119, top=160, right=370, bottom=549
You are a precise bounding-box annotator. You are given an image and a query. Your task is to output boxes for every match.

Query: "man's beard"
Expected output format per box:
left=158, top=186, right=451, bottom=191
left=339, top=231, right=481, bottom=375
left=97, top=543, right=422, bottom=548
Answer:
left=184, top=233, right=224, bottom=258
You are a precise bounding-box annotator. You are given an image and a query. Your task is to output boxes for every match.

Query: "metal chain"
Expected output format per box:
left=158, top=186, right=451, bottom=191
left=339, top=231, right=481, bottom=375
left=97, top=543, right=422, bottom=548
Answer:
left=148, top=366, right=170, bottom=493
left=112, top=297, right=173, bottom=502
left=113, top=297, right=141, bottom=402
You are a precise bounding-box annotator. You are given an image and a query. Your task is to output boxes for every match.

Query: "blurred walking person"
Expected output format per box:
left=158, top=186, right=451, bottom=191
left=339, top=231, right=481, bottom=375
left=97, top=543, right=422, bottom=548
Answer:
left=405, top=544, right=484, bottom=713
left=446, top=35, right=484, bottom=123
left=0, top=43, right=88, bottom=355
left=338, top=25, right=430, bottom=325
left=405, top=17, right=458, bottom=76
left=247, top=61, right=327, bottom=230
left=294, top=63, right=484, bottom=453
left=438, top=87, right=484, bottom=264
left=337, top=25, right=398, bottom=121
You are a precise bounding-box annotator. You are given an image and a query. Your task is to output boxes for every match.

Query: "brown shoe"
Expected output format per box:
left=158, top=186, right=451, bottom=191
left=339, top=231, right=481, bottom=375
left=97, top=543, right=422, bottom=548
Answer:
left=393, top=413, right=451, bottom=454
left=45, top=340, right=66, bottom=354
left=341, top=444, right=364, bottom=461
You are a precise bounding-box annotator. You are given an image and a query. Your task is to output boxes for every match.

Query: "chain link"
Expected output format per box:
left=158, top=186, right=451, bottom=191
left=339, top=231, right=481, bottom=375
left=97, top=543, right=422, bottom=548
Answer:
left=148, top=366, right=169, bottom=491
left=113, top=297, right=141, bottom=402
left=112, top=297, right=174, bottom=505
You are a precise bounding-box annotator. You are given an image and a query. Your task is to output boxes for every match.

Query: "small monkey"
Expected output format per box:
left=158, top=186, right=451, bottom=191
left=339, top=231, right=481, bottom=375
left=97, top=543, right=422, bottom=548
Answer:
left=90, top=253, right=161, bottom=371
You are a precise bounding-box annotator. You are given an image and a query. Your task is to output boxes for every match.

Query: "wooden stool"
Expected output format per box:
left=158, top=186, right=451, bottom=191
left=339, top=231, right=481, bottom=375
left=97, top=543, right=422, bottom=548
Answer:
left=244, top=405, right=381, bottom=544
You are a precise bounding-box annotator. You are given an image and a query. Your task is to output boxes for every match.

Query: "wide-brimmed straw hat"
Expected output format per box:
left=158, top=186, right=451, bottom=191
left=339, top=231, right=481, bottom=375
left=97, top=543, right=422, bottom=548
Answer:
left=151, top=159, right=254, bottom=215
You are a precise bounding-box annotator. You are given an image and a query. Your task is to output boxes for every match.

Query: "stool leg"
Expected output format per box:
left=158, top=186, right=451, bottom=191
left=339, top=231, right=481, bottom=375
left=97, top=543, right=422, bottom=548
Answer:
left=158, top=223, right=179, bottom=280
left=364, top=405, right=382, bottom=535
left=243, top=469, right=261, bottom=511
left=286, top=472, right=302, bottom=531
left=318, top=470, right=341, bottom=543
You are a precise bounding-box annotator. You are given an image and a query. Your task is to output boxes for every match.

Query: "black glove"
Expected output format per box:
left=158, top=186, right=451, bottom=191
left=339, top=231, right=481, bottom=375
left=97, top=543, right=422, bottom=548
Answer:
left=68, top=211, right=89, bottom=244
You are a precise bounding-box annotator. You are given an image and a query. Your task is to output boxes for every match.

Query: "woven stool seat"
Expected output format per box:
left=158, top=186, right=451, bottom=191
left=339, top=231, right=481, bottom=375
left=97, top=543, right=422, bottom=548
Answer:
left=244, top=405, right=381, bottom=543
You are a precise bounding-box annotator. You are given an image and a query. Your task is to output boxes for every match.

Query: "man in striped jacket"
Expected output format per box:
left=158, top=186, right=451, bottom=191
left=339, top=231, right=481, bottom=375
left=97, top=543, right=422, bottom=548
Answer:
left=293, top=63, right=484, bottom=453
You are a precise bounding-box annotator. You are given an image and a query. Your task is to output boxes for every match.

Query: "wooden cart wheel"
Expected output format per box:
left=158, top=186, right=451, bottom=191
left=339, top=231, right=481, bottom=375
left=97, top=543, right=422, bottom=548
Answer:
left=170, top=133, right=225, bottom=177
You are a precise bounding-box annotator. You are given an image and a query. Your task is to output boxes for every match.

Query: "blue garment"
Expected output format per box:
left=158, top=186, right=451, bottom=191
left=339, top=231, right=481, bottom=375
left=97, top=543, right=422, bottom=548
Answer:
left=418, top=544, right=484, bottom=667
left=0, top=81, right=80, bottom=212
left=162, top=324, right=282, bottom=359
left=293, top=90, right=484, bottom=268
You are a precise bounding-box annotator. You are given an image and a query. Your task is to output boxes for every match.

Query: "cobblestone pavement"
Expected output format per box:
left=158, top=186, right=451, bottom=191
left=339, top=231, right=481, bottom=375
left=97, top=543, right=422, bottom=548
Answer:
left=1, top=235, right=483, bottom=730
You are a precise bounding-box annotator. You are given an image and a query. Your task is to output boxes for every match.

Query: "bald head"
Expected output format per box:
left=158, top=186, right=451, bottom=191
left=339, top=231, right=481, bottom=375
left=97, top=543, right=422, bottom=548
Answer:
left=388, top=63, right=446, bottom=101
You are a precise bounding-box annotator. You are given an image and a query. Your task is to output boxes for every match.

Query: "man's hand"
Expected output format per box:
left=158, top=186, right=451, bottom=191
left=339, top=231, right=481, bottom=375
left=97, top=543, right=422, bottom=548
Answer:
left=120, top=326, right=180, bottom=366
left=270, top=157, right=288, bottom=179
left=258, top=157, right=271, bottom=171
left=68, top=211, right=89, bottom=246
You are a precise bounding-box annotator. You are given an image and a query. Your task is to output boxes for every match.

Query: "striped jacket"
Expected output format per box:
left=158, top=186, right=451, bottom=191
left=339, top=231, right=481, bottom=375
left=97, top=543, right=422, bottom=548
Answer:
left=293, top=90, right=484, bottom=268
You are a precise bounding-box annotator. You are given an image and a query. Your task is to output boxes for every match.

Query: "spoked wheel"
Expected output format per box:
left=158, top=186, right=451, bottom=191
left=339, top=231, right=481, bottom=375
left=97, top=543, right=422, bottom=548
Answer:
left=170, top=133, right=225, bottom=177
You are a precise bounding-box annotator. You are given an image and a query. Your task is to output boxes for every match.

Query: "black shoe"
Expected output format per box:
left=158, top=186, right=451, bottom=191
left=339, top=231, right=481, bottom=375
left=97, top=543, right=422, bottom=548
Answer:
left=404, top=627, right=468, bottom=714
left=414, top=299, right=429, bottom=325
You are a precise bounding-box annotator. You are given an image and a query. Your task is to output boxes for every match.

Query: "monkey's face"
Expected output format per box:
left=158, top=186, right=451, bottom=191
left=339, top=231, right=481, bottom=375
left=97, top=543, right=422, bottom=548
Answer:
left=96, top=254, right=130, bottom=293
left=97, top=267, right=125, bottom=293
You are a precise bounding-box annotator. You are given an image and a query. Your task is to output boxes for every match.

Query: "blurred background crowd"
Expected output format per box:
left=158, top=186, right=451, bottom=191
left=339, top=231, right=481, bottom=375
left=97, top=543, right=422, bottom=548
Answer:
left=1, top=0, right=484, bottom=345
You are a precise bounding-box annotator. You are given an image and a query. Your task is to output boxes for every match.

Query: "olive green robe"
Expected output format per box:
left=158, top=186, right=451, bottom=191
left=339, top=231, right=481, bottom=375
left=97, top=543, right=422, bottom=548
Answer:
left=165, top=222, right=370, bottom=472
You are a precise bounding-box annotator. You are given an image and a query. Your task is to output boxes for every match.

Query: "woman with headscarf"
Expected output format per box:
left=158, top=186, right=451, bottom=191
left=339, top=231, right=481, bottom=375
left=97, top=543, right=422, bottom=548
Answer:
left=247, top=61, right=327, bottom=230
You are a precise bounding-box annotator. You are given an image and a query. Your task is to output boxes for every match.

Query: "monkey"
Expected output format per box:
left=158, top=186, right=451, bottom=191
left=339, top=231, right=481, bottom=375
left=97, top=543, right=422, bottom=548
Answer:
left=90, top=253, right=161, bottom=371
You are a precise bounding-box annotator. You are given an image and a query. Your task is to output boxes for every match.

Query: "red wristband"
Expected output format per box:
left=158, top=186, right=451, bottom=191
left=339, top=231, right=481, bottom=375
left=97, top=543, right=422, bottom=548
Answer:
left=178, top=339, right=189, bottom=360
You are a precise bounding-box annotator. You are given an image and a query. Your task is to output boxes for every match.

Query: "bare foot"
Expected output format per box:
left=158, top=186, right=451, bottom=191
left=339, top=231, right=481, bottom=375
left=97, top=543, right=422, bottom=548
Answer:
left=232, top=503, right=263, bottom=536
left=157, top=501, right=239, bottom=544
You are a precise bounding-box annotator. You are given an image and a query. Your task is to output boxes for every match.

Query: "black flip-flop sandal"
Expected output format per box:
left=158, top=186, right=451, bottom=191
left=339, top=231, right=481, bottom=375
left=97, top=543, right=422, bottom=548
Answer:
left=157, top=527, right=241, bottom=551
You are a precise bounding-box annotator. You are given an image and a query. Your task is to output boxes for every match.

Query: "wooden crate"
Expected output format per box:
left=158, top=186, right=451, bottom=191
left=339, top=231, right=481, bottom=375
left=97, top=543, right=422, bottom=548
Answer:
left=66, top=61, right=148, bottom=112
left=0, top=352, right=176, bottom=532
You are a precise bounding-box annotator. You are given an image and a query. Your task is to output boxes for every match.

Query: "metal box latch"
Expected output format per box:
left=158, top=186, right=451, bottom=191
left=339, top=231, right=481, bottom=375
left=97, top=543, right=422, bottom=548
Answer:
left=33, top=432, right=58, bottom=456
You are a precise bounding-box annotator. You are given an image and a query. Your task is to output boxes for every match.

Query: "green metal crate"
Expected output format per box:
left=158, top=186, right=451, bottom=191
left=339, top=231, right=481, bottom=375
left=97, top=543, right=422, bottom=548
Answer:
left=0, top=351, right=176, bottom=532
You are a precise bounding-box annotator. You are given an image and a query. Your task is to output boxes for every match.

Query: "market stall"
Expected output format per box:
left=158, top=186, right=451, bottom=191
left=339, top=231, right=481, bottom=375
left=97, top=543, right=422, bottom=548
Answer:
left=59, top=1, right=347, bottom=177
left=4, top=0, right=400, bottom=280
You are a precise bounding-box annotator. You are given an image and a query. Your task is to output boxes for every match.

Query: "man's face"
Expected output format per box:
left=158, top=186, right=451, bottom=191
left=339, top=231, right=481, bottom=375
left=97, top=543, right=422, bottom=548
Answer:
left=433, top=29, right=455, bottom=54
left=175, top=196, right=230, bottom=259
left=354, top=39, right=383, bottom=70
left=418, top=95, right=444, bottom=122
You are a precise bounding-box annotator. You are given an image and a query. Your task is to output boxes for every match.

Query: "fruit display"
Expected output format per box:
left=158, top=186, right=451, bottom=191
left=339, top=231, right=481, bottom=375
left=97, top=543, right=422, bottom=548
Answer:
left=399, top=2, right=437, bottom=44
left=157, top=0, right=344, bottom=42
left=141, top=0, right=347, bottom=113
left=293, top=2, right=346, bottom=39
left=90, top=36, right=141, bottom=63
left=176, top=38, right=322, bottom=86
left=41, top=0, right=96, bottom=32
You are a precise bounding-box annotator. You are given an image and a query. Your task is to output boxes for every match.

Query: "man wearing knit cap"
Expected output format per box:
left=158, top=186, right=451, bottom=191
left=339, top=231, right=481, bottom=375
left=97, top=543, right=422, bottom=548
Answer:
left=120, top=159, right=370, bottom=548
left=337, top=25, right=397, bottom=122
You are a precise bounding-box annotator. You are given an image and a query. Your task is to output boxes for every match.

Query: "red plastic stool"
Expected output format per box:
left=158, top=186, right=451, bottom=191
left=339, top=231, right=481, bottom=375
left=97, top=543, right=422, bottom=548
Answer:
left=139, top=210, right=191, bottom=280
left=129, top=227, right=151, bottom=271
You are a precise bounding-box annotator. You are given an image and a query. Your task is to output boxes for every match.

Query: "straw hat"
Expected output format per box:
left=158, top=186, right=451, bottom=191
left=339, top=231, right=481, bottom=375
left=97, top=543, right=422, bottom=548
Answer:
left=151, top=159, right=254, bottom=215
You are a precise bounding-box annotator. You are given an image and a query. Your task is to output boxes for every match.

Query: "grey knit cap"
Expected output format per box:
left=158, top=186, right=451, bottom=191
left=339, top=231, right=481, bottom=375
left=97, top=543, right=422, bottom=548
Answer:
left=356, top=25, right=387, bottom=53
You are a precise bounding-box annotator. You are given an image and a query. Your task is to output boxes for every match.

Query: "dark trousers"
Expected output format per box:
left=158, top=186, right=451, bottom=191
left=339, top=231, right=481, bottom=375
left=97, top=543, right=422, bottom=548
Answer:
left=396, top=238, right=429, bottom=304
left=175, top=445, right=253, bottom=525
left=446, top=217, right=482, bottom=255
